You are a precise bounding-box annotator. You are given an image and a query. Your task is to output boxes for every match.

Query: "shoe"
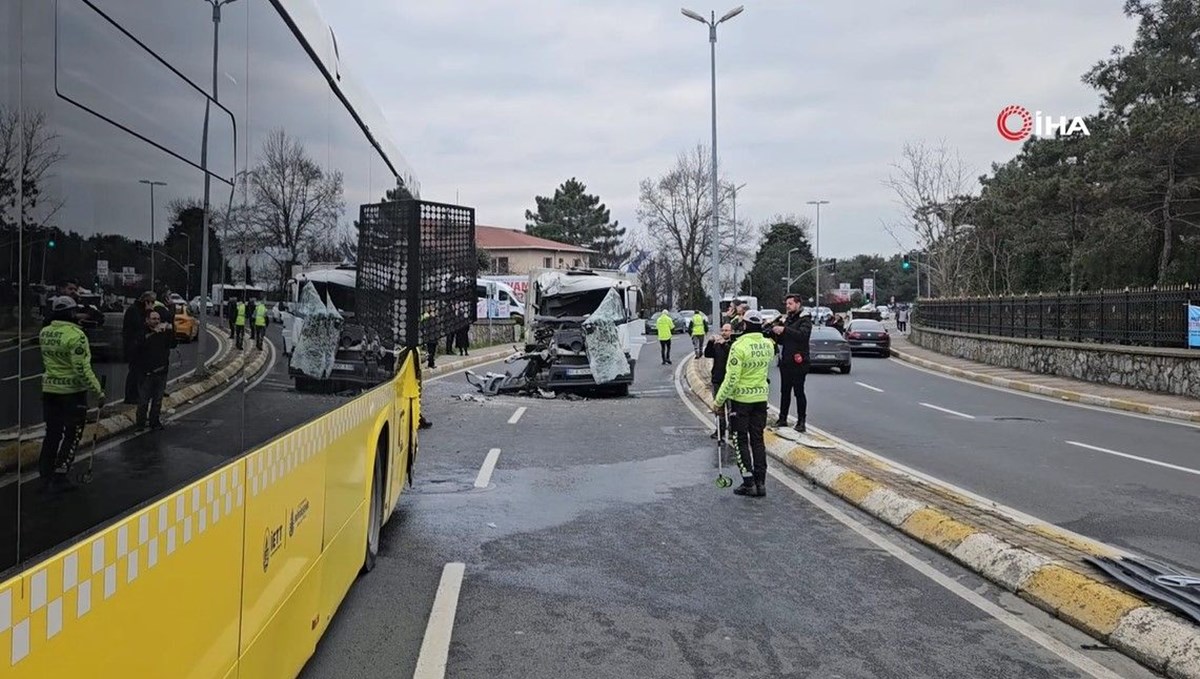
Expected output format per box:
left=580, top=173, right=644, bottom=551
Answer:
left=150, top=422, right=164, bottom=431
left=418, top=415, right=432, bottom=430
left=774, top=419, right=787, bottom=428
left=709, top=430, right=718, bottom=440
left=733, top=478, right=756, bottom=496
left=754, top=472, right=767, bottom=497
left=133, top=422, right=147, bottom=432
left=795, top=417, right=807, bottom=434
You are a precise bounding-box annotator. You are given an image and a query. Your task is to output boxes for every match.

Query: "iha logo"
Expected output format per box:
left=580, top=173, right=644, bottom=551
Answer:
left=997, top=105, right=1090, bottom=142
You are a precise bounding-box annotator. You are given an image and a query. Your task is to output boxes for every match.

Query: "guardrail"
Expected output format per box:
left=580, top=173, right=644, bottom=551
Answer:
left=916, top=285, right=1197, bottom=349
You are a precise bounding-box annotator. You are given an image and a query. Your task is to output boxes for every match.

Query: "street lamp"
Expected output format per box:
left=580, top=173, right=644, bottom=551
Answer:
left=785, top=247, right=800, bottom=294
left=806, top=200, right=829, bottom=307
left=139, top=179, right=167, bottom=289
left=181, top=232, right=192, bottom=299
left=681, top=5, right=744, bottom=326
left=195, top=0, right=240, bottom=376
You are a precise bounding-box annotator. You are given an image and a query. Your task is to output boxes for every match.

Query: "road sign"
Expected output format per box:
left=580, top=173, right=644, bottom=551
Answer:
left=839, top=283, right=851, bottom=291
left=1189, top=302, right=1200, bottom=348
left=863, top=278, right=875, bottom=296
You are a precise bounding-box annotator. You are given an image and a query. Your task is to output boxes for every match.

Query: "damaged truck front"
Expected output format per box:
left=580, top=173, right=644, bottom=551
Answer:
left=468, top=268, right=641, bottom=397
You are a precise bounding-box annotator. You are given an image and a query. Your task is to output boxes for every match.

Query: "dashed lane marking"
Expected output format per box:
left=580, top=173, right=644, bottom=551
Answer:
left=920, top=402, right=976, bottom=419
left=1066, top=440, right=1200, bottom=477
left=474, top=449, right=501, bottom=488
left=507, top=407, right=526, bottom=425
left=412, top=562, right=466, bottom=679
left=855, top=382, right=884, bottom=393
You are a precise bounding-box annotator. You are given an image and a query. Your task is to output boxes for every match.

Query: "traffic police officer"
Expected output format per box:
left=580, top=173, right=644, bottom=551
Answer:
left=234, top=298, right=247, bottom=349
left=690, top=311, right=707, bottom=358
left=38, top=296, right=105, bottom=490
left=714, top=309, right=773, bottom=497
left=252, top=298, right=268, bottom=350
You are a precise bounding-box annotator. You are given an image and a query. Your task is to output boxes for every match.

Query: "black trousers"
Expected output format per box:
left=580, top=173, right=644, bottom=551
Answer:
left=728, top=400, right=768, bottom=480
left=39, top=391, right=88, bottom=478
left=424, top=341, right=438, bottom=368
left=234, top=324, right=246, bottom=349
left=137, top=372, right=167, bottom=427
left=778, top=366, right=808, bottom=423
left=659, top=340, right=671, bottom=363
left=252, top=324, right=266, bottom=349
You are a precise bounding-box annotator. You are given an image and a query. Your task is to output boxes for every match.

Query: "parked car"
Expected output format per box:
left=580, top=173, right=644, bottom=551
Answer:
left=644, top=311, right=686, bottom=335
left=172, top=302, right=200, bottom=343
left=759, top=308, right=781, bottom=325
left=808, top=325, right=852, bottom=373
left=190, top=296, right=215, bottom=316
left=678, top=310, right=709, bottom=331
left=844, top=319, right=891, bottom=356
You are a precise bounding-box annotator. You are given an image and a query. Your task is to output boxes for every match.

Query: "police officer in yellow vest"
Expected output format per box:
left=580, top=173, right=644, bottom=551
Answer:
left=690, top=312, right=707, bottom=359
left=714, top=309, right=773, bottom=497
left=655, top=309, right=675, bottom=365
left=252, top=298, right=268, bottom=350
left=234, top=299, right=247, bottom=350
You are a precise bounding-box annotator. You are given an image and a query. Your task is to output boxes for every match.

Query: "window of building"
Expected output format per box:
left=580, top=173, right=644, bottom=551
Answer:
left=543, top=257, right=552, bottom=268
left=493, top=257, right=509, bottom=274
left=573, top=258, right=581, bottom=268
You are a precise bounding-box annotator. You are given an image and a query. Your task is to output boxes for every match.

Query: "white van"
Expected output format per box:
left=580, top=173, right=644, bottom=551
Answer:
left=476, top=278, right=524, bottom=322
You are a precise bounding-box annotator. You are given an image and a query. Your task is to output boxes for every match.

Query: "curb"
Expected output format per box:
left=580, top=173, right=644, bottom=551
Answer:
left=683, top=357, right=1200, bottom=679
left=424, top=344, right=516, bottom=379
left=0, top=332, right=266, bottom=472
left=888, top=345, right=1200, bottom=424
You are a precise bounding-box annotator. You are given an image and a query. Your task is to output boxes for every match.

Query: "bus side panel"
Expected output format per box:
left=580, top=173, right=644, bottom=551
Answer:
left=237, top=429, right=329, bottom=672
left=0, top=465, right=246, bottom=678
left=389, top=351, right=422, bottom=516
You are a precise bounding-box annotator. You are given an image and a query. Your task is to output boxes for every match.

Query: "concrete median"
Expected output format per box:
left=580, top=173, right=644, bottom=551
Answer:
left=684, top=355, right=1200, bottom=679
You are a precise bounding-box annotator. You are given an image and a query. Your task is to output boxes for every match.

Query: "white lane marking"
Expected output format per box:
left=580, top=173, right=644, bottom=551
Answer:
left=1066, top=440, right=1200, bottom=477
left=855, top=381, right=884, bottom=393
left=919, top=402, right=976, bottom=419
left=672, top=365, right=1122, bottom=679
left=507, top=407, right=526, bottom=425
left=474, top=448, right=501, bottom=488
left=891, top=356, right=1200, bottom=431
left=765, top=468, right=1124, bottom=679
left=412, top=562, right=466, bottom=679
left=242, top=338, right=277, bottom=393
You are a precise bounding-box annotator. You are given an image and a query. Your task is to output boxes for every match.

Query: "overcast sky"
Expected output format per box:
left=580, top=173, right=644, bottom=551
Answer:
left=317, top=0, right=1137, bottom=259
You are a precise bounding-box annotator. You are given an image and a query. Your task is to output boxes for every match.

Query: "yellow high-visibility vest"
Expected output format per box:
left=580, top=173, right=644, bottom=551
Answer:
left=235, top=302, right=246, bottom=327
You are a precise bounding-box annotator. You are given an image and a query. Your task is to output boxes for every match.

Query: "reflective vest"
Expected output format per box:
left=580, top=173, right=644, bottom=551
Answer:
left=39, top=320, right=104, bottom=395
left=715, top=332, right=773, bottom=406
left=254, top=303, right=267, bottom=327
left=235, top=302, right=247, bottom=327
left=655, top=313, right=674, bottom=340
left=691, top=313, right=706, bottom=336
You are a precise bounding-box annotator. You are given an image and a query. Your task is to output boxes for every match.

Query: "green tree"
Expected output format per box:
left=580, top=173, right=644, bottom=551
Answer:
left=742, top=217, right=814, bottom=309
left=525, top=178, right=625, bottom=269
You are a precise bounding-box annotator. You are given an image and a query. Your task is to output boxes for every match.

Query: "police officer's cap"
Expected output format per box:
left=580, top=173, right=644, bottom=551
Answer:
left=743, top=309, right=764, bottom=325
left=51, top=295, right=78, bottom=312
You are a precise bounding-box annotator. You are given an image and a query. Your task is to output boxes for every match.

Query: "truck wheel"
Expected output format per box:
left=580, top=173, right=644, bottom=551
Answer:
left=840, top=364, right=852, bottom=375
left=362, top=443, right=384, bottom=574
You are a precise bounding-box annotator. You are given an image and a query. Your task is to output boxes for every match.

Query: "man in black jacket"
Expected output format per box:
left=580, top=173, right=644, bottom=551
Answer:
left=770, top=294, right=813, bottom=432
left=122, top=292, right=154, bottom=403
left=703, top=323, right=733, bottom=440
left=133, top=308, right=174, bottom=430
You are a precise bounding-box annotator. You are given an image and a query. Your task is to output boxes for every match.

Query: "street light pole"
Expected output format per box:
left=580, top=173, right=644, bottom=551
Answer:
left=139, top=179, right=167, bottom=290
left=195, top=0, right=240, bottom=376
left=682, top=5, right=744, bottom=326
left=806, top=199, right=829, bottom=308
left=181, top=232, right=192, bottom=299
left=869, top=267, right=878, bottom=305
left=728, top=182, right=746, bottom=292
left=785, top=247, right=799, bottom=294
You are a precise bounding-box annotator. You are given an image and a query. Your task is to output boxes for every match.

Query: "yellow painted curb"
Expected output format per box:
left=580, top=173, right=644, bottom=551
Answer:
left=831, top=471, right=880, bottom=504
left=1022, top=564, right=1144, bottom=637
left=900, top=508, right=977, bottom=551
left=1029, top=524, right=1120, bottom=559
left=785, top=446, right=819, bottom=470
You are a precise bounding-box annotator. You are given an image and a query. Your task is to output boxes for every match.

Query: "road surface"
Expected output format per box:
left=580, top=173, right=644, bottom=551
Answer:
left=299, top=339, right=1151, bottom=679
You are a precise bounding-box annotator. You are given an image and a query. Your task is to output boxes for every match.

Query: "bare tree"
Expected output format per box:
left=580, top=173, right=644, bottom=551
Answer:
left=884, top=141, right=978, bottom=296
left=0, top=106, right=66, bottom=231
left=636, top=144, right=736, bottom=309
left=246, top=129, right=344, bottom=290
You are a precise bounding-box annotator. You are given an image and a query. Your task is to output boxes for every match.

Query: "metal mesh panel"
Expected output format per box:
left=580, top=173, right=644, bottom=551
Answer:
left=356, top=199, right=476, bottom=350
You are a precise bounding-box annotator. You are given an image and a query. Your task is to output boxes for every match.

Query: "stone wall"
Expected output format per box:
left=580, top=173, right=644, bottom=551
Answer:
left=469, top=319, right=523, bottom=347
left=909, top=325, right=1200, bottom=399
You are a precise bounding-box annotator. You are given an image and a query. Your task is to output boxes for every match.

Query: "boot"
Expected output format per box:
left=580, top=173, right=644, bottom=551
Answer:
left=774, top=417, right=788, bottom=428
left=733, top=477, right=756, bottom=496
left=795, top=417, right=806, bottom=434
left=754, top=471, right=767, bottom=498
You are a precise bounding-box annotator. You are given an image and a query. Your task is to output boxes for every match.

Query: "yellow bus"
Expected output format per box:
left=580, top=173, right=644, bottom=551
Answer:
left=0, top=1, right=463, bottom=676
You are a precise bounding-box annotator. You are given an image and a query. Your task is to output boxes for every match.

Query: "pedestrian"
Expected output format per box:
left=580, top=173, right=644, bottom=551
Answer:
left=42, top=279, right=80, bottom=326
left=830, top=313, right=846, bottom=336
left=655, top=308, right=674, bottom=365
left=714, top=309, right=773, bottom=497
left=690, top=311, right=707, bottom=358
left=233, top=298, right=247, bottom=350
left=896, top=305, right=909, bottom=333
left=703, top=323, right=733, bottom=441
left=455, top=323, right=470, bottom=356
left=730, top=302, right=749, bottom=335
left=226, top=296, right=238, bottom=335
left=421, top=308, right=437, bottom=369
left=252, top=297, right=268, bottom=350
left=132, top=308, right=173, bottom=431
left=122, top=292, right=153, bottom=402
left=770, top=294, right=813, bottom=432
left=37, top=296, right=105, bottom=491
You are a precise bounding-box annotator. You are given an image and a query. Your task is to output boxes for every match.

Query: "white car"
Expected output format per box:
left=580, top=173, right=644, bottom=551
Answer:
left=760, top=308, right=781, bottom=325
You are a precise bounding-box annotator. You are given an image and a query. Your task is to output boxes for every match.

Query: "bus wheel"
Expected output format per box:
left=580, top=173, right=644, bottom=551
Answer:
left=362, top=442, right=384, bottom=573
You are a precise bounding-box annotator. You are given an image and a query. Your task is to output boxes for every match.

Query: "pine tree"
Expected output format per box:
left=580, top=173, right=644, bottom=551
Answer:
left=525, top=178, right=625, bottom=268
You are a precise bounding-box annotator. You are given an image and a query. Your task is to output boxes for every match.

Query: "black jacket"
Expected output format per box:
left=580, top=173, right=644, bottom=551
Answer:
left=774, top=312, right=813, bottom=370
left=132, top=326, right=173, bottom=376
left=122, top=303, right=145, bottom=355
left=703, top=337, right=731, bottom=386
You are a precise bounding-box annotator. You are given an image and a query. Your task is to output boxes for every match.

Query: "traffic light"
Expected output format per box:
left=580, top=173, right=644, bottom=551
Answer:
left=47, top=239, right=57, bottom=249
left=828, top=258, right=837, bottom=273
left=901, top=254, right=911, bottom=270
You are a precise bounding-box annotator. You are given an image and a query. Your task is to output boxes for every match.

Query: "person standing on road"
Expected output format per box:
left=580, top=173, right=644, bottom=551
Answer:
left=714, top=310, right=773, bottom=497
left=896, top=305, right=909, bottom=333
left=771, top=295, right=813, bottom=433
left=38, top=296, right=105, bottom=491
left=132, top=308, right=173, bottom=431
left=226, top=297, right=238, bottom=335
left=122, top=292, right=153, bottom=402
left=690, top=312, right=707, bottom=358
left=655, top=309, right=674, bottom=365
left=233, top=298, right=247, bottom=350
left=703, top=323, right=733, bottom=441
left=252, top=298, right=268, bottom=350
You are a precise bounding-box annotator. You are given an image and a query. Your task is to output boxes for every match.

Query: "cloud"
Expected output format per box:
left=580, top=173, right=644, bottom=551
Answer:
left=317, top=0, right=1137, bottom=257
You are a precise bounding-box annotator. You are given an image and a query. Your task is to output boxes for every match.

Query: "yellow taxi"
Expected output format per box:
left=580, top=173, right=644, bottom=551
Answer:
left=173, top=302, right=200, bottom=342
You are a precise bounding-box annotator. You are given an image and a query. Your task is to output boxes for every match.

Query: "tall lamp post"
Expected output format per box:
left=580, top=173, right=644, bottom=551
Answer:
left=806, top=199, right=829, bottom=307
left=869, top=267, right=878, bottom=305
left=681, top=5, right=744, bottom=326
left=728, top=182, right=747, bottom=292
left=785, top=247, right=799, bottom=294
left=181, top=232, right=193, bottom=299
left=195, top=0, right=240, bottom=376
left=139, top=179, right=167, bottom=289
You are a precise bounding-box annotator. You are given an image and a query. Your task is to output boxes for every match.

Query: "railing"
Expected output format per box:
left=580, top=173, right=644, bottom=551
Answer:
left=915, top=285, right=1197, bottom=349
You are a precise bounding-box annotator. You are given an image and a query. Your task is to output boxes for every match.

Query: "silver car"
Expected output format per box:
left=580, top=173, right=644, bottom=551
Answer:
left=808, top=325, right=852, bottom=374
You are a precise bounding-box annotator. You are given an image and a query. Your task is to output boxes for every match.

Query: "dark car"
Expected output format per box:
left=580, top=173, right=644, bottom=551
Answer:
left=644, top=311, right=686, bottom=335
left=845, top=319, right=891, bottom=356
left=808, top=325, right=852, bottom=373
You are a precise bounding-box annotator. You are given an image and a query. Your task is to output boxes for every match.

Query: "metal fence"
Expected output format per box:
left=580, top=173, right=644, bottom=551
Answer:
left=915, top=285, right=1197, bottom=348
left=356, top=199, right=476, bottom=349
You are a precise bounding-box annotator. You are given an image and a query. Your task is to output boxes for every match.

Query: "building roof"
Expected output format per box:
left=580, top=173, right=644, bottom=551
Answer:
left=476, top=225, right=596, bottom=254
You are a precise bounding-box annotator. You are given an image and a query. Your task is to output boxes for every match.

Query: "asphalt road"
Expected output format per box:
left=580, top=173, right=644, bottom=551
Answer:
left=0, top=329, right=219, bottom=430
left=299, top=339, right=1151, bottom=679
left=766, top=349, right=1200, bottom=572
left=0, top=326, right=360, bottom=574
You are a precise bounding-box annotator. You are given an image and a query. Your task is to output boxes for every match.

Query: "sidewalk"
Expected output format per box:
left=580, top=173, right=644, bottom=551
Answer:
left=889, top=329, right=1200, bottom=423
